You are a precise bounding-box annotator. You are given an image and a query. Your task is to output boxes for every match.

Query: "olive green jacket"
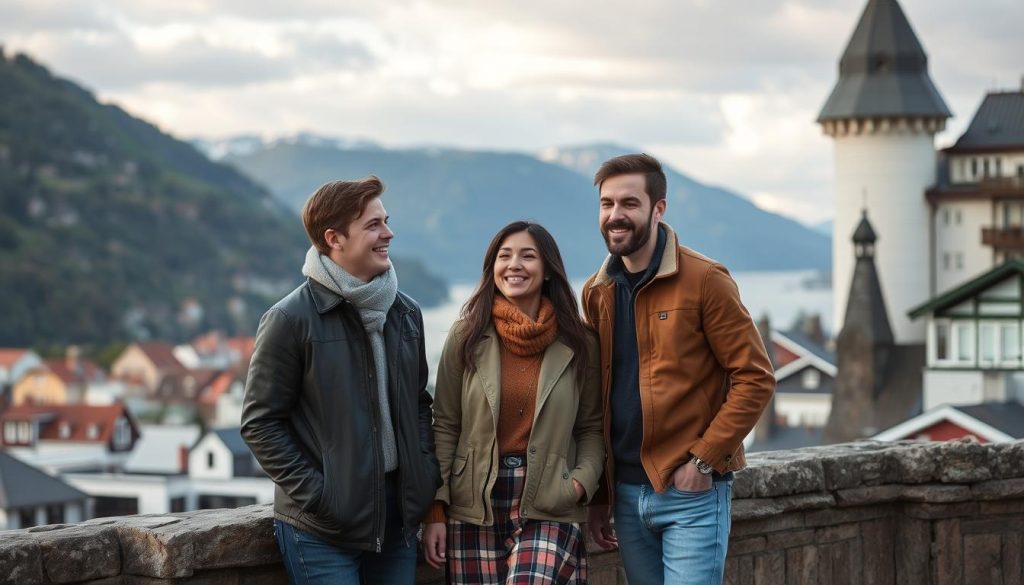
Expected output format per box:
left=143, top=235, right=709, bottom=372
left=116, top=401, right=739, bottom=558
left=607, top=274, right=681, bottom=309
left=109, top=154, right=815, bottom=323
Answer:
left=432, top=322, right=604, bottom=525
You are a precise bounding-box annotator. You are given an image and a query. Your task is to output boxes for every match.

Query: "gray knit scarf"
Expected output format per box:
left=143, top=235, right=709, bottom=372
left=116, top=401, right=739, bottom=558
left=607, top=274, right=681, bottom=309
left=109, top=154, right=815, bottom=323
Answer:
left=302, top=246, right=399, bottom=472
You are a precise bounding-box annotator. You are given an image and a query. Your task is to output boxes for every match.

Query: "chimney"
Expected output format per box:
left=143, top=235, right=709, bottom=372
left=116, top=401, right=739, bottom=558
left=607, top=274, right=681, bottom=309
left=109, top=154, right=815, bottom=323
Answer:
left=179, top=445, right=190, bottom=474
left=65, top=345, right=81, bottom=373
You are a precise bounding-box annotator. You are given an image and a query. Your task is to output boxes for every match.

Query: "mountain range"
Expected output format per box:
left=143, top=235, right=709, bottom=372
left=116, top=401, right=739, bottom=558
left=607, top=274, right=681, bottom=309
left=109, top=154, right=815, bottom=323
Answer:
left=0, top=52, right=446, bottom=347
left=212, top=137, right=831, bottom=281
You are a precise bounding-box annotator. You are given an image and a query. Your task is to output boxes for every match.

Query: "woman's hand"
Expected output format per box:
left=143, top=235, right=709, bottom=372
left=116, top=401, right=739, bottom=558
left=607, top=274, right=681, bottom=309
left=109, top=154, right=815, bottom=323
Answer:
left=573, top=478, right=585, bottom=501
left=422, top=522, right=447, bottom=569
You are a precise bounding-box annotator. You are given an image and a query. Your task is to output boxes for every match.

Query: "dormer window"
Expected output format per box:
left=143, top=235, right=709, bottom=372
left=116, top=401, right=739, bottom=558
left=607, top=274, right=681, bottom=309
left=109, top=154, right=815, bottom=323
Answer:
left=18, top=422, right=31, bottom=443
left=86, top=423, right=99, bottom=440
left=801, top=369, right=821, bottom=390
left=59, top=422, right=71, bottom=439
left=113, top=418, right=131, bottom=450
left=3, top=422, right=16, bottom=443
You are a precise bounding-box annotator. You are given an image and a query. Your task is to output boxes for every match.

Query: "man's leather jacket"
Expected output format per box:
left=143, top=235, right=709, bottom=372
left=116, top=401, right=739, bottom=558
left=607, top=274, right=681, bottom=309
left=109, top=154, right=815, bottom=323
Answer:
left=241, top=278, right=441, bottom=551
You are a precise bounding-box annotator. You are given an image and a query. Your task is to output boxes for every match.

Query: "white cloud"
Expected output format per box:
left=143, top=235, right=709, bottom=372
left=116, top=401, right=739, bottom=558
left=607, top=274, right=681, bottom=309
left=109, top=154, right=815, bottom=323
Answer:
left=2, top=0, right=1022, bottom=223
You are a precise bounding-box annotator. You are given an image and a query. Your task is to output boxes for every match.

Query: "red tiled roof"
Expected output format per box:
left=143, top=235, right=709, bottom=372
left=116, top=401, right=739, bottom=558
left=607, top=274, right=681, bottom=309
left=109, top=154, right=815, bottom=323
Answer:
left=0, top=348, right=30, bottom=368
left=41, top=359, right=104, bottom=385
left=135, top=342, right=185, bottom=371
left=199, top=371, right=237, bottom=405
left=0, top=404, right=135, bottom=444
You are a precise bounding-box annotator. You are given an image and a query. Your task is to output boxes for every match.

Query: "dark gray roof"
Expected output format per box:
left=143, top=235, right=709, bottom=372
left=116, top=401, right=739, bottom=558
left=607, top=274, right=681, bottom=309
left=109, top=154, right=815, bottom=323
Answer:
left=852, top=212, right=877, bottom=244
left=0, top=451, right=87, bottom=509
left=212, top=427, right=250, bottom=456
left=748, top=426, right=824, bottom=453
left=842, top=248, right=894, bottom=349
left=955, top=402, right=1024, bottom=439
left=776, top=365, right=835, bottom=395
left=948, top=91, right=1024, bottom=152
left=818, top=0, right=951, bottom=122
left=779, top=330, right=836, bottom=366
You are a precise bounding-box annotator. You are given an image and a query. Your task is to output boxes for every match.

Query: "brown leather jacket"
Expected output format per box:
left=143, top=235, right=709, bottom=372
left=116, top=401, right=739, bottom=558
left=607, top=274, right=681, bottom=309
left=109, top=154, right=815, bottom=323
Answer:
left=581, top=223, right=774, bottom=495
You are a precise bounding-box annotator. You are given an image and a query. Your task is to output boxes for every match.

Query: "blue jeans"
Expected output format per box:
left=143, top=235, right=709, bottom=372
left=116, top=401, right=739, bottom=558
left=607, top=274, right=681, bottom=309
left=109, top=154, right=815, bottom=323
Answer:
left=613, top=476, right=732, bottom=585
left=273, top=477, right=416, bottom=584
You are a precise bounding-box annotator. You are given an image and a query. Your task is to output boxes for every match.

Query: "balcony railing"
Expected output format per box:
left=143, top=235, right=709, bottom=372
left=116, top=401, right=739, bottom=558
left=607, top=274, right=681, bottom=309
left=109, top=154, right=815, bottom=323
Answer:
left=982, top=226, right=1024, bottom=249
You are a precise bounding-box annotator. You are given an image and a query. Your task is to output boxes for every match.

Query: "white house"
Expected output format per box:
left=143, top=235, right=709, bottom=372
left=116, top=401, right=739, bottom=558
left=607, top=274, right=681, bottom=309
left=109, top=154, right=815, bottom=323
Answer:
left=0, top=451, right=88, bottom=530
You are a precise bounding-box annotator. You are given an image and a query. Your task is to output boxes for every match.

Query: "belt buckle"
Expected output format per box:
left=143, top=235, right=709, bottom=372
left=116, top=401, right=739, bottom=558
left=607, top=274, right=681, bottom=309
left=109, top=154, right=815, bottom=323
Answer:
left=503, top=455, right=523, bottom=468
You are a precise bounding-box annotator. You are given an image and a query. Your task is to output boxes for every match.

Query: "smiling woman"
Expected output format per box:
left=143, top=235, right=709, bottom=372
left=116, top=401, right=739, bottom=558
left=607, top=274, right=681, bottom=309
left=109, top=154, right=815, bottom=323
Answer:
left=423, top=220, right=603, bottom=583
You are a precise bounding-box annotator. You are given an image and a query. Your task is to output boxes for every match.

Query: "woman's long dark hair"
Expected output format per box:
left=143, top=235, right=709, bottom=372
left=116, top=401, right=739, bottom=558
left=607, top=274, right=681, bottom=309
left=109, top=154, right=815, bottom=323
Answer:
left=458, top=221, right=591, bottom=377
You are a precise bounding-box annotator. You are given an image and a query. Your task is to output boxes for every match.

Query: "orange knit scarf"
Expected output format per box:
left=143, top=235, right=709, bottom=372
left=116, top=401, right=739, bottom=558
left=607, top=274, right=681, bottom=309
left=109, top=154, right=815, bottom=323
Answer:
left=491, top=296, right=558, bottom=355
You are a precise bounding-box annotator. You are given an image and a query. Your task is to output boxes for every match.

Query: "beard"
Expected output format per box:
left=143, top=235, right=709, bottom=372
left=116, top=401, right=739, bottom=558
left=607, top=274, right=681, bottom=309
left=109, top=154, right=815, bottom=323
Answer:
left=601, top=210, right=655, bottom=257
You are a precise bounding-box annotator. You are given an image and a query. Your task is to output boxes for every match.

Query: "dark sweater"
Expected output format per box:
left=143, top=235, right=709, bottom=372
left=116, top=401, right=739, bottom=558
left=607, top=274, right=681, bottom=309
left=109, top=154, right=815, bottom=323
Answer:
left=607, top=226, right=667, bottom=485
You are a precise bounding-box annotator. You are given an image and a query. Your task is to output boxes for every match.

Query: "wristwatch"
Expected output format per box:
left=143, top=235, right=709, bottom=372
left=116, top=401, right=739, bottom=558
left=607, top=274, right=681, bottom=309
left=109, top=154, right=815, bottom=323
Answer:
left=690, top=455, right=714, bottom=475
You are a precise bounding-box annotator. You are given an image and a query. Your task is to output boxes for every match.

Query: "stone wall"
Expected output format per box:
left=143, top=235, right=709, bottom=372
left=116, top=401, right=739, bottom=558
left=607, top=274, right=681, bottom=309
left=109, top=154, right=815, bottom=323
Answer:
left=2, top=439, right=1022, bottom=584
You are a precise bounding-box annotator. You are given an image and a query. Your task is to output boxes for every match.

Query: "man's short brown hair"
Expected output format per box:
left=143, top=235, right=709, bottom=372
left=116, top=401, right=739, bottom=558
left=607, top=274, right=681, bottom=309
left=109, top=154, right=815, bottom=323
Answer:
left=301, top=176, right=385, bottom=255
left=593, top=153, right=666, bottom=205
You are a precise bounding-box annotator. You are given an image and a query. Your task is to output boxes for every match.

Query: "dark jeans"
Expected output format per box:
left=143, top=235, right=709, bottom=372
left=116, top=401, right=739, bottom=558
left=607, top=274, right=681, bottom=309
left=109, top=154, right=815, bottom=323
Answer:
left=274, top=474, right=416, bottom=584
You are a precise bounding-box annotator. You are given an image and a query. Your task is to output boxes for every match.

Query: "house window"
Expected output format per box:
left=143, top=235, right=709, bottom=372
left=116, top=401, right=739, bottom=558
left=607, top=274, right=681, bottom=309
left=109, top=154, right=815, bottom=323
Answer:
left=208, top=452, right=215, bottom=469
left=972, top=158, right=979, bottom=178
left=86, top=424, right=99, bottom=440
left=17, top=422, right=31, bottom=443
left=1001, top=323, right=1020, bottom=363
left=169, top=497, right=187, bottom=513
left=979, top=322, right=997, bottom=364
left=1018, top=165, right=1024, bottom=178
left=59, top=422, right=71, bottom=439
left=984, top=159, right=991, bottom=177
left=46, top=505, right=64, bottom=525
left=955, top=253, right=964, bottom=270
left=801, top=369, right=821, bottom=390
left=955, top=322, right=975, bottom=363
left=943, top=253, right=951, bottom=270
left=936, top=322, right=950, bottom=361
left=943, top=208, right=951, bottom=226
left=3, top=422, right=16, bottom=443
left=995, top=158, right=1002, bottom=177
left=18, top=508, right=36, bottom=529
left=955, top=209, right=962, bottom=225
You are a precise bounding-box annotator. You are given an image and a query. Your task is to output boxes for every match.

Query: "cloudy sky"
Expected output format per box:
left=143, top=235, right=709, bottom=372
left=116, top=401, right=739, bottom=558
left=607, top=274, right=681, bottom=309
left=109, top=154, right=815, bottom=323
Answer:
left=3, top=0, right=1022, bottom=224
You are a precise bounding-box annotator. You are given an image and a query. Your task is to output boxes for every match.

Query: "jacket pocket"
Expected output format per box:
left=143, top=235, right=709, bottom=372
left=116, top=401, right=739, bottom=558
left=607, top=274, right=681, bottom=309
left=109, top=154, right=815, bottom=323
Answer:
left=530, top=453, right=579, bottom=517
left=449, top=447, right=474, bottom=509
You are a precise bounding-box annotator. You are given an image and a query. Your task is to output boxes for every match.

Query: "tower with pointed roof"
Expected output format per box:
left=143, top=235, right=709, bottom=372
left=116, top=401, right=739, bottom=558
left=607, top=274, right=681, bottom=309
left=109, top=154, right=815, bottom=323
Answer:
left=819, top=0, right=951, bottom=344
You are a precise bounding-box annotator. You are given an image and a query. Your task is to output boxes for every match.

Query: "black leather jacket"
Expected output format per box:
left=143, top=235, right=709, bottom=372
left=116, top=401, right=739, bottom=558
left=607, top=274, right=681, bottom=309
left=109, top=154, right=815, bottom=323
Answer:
left=241, top=278, right=442, bottom=551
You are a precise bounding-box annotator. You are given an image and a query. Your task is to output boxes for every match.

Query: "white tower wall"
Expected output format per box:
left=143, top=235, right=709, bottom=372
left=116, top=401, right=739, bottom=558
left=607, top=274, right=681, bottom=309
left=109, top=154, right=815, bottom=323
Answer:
left=832, top=124, right=937, bottom=343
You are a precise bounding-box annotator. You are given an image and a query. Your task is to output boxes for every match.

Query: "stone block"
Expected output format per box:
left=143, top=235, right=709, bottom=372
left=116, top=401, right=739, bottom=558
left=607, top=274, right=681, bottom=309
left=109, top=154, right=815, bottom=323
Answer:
left=989, top=441, right=1024, bottom=480
left=765, top=528, right=816, bottom=551
left=732, top=493, right=833, bottom=522
left=934, top=518, right=964, bottom=585
left=834, top=484, right=903, bottom=507
left=899, top=484, right=972, bottom=503
left=1003, top=533, right=1022, bottom=585
left=889, top=442, right=943, bottom=484
left=895, top=517, right=930, bottom=585
left=786, top=546, right=818, bottom=585
left=815, top=522, right=859, bottom=544
left=963, top=534, right=1003, bottom=584
left=981, top=500, right=1024, bottom=515
left=938, top=439, right=993, bottom=483
left=753, top=550, right=785, bottom=583
left=803, top=503, right=894, bottom=527
left=748, top=458, right=826, bottom=498
left=729, top=536, right=765, bottom=556
left=902, top=502, right=979, bottom=520
left=971, top=478, right=1024, bottom=500
left=0, top=533, right=44, bottom=585
left=731, top=512, right=805, bottom=537
left=35, top=524, right=121, bottom=583
left=960, top=515, right=1024, bottom=535
left=860, top=518, right=895, bottom=585
left=79, top=578, right=125, bottom=585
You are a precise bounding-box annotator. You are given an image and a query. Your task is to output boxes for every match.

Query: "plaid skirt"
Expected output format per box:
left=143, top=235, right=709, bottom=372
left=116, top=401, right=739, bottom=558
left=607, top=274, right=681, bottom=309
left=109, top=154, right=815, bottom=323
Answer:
left=446, top=463, right=587, bottom=584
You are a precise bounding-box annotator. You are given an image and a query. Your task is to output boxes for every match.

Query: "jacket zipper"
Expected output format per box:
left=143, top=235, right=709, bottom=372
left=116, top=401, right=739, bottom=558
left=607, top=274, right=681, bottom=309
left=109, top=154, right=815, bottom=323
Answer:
left=351, top=304, right=385, bottom=553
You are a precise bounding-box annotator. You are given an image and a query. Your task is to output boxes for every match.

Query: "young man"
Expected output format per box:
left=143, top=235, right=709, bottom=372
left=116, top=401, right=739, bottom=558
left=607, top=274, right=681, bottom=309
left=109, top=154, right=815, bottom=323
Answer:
left=582, top=154, right=775, bottom=584
left=241, top=176, right=441, bottom=584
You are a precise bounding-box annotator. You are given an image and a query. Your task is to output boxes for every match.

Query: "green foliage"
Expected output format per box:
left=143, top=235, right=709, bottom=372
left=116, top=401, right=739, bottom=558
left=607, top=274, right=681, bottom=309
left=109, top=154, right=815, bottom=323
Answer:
left=0, top=53, right=448, bottom=347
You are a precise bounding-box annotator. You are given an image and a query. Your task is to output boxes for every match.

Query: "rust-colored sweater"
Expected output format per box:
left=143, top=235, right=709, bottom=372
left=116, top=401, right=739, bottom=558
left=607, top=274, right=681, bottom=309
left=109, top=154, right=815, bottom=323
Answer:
left=425, top=296, right=558, bottom=524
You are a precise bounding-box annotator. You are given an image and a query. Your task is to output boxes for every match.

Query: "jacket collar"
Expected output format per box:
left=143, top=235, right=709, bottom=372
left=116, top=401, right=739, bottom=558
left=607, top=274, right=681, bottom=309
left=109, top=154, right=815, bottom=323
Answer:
left=308, top=277, right=412, bottom=315
left=474, top=326, right=575, bottom=426
left=589, top=222, right=680, bottom=288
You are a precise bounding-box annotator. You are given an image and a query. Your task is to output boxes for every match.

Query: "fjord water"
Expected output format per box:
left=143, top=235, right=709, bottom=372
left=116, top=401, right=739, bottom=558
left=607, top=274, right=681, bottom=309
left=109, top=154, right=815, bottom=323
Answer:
left=421, top=270, right=832, bottom=387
